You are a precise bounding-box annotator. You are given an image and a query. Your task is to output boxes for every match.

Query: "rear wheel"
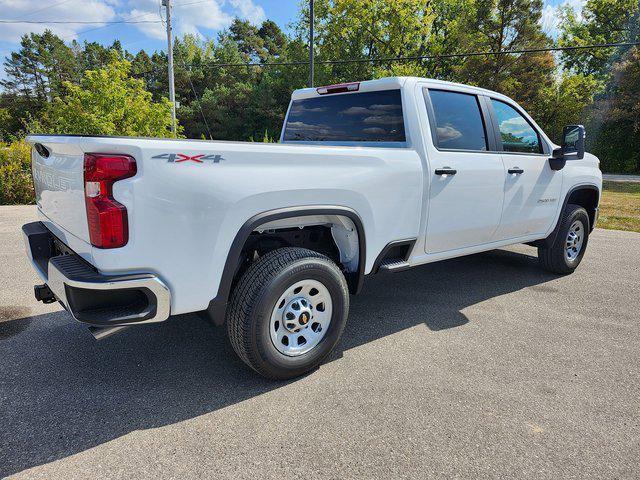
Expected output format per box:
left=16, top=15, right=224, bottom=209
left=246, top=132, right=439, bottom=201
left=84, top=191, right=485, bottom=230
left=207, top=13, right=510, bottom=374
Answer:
left=226, top=247, right=349, bottom=380
left=538, top=204, right=590, bottom=274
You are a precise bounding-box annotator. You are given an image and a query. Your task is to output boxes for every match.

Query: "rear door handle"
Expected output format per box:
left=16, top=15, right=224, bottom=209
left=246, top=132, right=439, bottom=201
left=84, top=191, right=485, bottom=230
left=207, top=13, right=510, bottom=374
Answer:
left=508, top=167, right=524, bottom=174
left=435, top=167, right=457, bottom=176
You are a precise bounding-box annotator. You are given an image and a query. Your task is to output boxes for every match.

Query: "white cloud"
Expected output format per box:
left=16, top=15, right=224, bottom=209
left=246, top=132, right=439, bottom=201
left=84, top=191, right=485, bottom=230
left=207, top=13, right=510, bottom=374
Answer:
left=540, top=0, right=586, bottom=38
left=363, top=115, right=403, bottom=125
left=123, top=0, right=266, bottom=41
left=228, top=0, right=266, bottom=24
left=0, top=0, right=268, bottom=46
left=499, top=116, right=531, bottom=136
left=362, top=127, right=386, bottom=135
left=341, top=106, right=374, bottom=115
left=437, top=125, right=462, bottom=141
left=120, top=2, right=165, bottom=41
left=123, top=0, right=233, bottom=40
left=0, top=0, right=117, bottom=42
left=341, top=104, right=403, bottom=116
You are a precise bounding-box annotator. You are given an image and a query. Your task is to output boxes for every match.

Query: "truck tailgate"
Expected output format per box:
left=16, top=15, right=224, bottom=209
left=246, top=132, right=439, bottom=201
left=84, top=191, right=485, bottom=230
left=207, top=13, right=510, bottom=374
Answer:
left=30, top=138, right=90, bottom=243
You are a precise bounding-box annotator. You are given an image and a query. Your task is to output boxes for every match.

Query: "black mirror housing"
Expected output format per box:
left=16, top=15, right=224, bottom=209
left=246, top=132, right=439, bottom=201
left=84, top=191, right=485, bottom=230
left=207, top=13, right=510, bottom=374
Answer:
left=549, top=147, right=566, bottom=171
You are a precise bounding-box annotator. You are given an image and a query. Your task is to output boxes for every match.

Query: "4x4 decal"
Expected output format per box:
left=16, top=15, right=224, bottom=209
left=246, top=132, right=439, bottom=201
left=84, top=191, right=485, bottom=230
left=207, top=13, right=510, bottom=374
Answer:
left=152, top=153, right=225, bottom=163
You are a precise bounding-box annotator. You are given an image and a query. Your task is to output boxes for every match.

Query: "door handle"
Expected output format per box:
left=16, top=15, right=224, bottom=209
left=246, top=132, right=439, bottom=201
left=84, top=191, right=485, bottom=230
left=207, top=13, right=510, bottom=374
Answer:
left=435, top=167, right=457, bottom=176
left=508, top=167, right=524, bottom=174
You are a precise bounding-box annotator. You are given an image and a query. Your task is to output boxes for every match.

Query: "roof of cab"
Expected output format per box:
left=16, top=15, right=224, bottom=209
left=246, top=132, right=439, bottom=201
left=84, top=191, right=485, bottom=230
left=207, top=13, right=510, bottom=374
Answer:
left=290, top=76, right=505, bottom=101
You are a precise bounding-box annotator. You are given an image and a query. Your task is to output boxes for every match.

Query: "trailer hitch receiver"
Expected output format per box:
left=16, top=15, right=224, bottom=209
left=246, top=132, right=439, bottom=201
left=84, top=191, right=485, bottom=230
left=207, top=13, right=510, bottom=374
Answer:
left=34, top=284, right=56, bottom=304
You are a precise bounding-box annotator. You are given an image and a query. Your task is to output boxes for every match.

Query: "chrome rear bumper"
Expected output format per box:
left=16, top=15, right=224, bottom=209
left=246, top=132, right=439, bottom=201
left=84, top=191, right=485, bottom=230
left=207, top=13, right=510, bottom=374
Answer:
left=23, top=221, right=171, bottom=326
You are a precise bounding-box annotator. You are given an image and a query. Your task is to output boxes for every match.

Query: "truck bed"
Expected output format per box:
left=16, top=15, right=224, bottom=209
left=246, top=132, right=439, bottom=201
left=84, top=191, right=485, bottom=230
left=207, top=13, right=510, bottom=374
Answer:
left=27, top=134, right=423, bottom=315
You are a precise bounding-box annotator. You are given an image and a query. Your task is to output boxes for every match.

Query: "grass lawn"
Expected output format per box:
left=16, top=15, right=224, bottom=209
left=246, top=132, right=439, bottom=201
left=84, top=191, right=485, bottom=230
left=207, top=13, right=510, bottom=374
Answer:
left=598, top=181, right=640, bottom=233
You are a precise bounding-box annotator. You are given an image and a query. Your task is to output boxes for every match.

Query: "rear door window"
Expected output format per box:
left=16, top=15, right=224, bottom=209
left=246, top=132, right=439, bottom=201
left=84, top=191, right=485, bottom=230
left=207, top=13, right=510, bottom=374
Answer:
left=427, top=90, right=488, bottom=151
left=491, top=99, right=542, bottom=153
left=283, top=89, right=406, bottom=143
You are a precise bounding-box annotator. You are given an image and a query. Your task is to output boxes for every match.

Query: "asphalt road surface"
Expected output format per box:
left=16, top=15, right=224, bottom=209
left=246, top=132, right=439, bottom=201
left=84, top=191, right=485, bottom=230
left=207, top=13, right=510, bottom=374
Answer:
left=1, top=205, right=639, bottom=479
left=602, top=174, right=640, bottom=183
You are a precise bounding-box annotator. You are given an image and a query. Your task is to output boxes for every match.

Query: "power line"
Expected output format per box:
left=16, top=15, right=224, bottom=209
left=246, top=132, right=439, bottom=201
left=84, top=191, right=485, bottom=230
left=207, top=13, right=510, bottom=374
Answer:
left=125, top=41, right=640, bottom=78
left=180, top=61, right=214, bottom=140
left=191, top=42, right=640, bottom=69
left=173, top=0, right=215, bottom=7
left=65, top=11, right=161, bottom=40
left=0, top=19, right=162, bottom=24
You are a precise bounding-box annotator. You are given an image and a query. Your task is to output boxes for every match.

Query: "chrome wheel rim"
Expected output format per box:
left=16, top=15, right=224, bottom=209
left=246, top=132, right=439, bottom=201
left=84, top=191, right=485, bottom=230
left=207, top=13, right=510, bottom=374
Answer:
left=565, top=220, right=585, bottom=261
left=269, top=279, right=332, bottom=357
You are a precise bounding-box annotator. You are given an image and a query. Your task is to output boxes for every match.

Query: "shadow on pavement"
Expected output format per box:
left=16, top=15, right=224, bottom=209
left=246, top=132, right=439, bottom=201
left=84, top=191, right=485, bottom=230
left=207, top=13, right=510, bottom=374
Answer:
left=0, top=247, right=557, bottom=476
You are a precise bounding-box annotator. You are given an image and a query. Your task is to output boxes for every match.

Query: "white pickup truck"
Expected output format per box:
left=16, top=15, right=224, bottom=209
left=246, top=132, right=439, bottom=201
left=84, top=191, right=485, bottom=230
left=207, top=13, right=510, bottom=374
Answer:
left=23, top=77, right=602, bottom=379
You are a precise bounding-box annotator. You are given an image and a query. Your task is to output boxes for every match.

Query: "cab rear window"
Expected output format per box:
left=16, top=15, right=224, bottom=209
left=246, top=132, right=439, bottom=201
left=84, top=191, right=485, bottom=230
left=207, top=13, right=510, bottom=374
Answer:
left=283, top=89, right=406, bottom=143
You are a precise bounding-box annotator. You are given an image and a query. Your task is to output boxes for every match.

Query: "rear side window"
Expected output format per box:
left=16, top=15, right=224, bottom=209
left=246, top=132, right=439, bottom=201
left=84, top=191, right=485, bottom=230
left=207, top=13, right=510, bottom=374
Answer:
left=491, top=100, right=542, bottom=153
left=283, top=89, right=406, bottom=143
left=428, top=90, right=487, bottom=151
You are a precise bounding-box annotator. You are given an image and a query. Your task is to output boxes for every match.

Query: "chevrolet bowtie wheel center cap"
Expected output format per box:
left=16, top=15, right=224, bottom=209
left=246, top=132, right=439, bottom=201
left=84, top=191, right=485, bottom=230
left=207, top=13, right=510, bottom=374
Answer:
left=283, top=297, right=313, bottom=333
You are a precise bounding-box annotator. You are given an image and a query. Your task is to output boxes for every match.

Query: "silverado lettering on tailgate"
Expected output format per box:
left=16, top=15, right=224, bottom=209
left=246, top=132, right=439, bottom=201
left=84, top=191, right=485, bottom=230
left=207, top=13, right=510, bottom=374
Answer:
left=33, top=162, right=75, bottom=192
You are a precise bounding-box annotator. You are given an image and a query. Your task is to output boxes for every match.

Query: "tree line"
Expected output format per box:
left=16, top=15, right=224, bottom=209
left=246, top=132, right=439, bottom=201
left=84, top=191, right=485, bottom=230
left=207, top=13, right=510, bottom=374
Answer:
left=0, top=0, right=639, bottom=175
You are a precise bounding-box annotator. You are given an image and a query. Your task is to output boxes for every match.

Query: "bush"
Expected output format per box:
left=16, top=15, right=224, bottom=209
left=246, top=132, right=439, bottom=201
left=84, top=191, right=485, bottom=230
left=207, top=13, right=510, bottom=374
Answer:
left=0, top=140, right=35, bottom=205
left=40, top=55, right=178, bottom=138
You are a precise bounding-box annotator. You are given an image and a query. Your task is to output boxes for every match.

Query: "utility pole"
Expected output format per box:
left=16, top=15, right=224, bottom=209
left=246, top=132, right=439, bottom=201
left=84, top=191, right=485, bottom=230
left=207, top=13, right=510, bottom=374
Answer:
left=163, top=0, right=177, bottom=136
left=308, top=0, right=314, bottom=88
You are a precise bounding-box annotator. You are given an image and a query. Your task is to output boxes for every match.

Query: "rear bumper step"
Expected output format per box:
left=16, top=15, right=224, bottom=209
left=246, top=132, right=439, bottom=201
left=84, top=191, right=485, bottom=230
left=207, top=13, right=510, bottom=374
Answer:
left=23, top=221, right=171, bottom=326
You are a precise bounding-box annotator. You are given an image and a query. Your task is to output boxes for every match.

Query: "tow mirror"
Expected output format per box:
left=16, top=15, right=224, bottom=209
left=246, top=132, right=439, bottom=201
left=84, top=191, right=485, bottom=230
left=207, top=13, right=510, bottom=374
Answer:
left=562, top=125, right=585, bottom=159
left=548, top=125, right=585, bottom=171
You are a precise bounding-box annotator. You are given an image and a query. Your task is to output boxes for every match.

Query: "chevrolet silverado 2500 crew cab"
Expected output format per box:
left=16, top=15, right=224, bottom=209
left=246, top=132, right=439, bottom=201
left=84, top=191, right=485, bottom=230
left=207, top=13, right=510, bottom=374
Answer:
left=23, top=77, right=602, bottom=379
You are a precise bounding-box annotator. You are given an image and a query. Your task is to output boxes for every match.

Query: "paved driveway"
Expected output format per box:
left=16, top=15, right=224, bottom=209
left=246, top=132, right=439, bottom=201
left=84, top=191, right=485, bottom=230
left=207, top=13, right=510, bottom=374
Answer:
left=603, top=174, right=640, bottom=183
left=1, top=205, right=639, bottom=479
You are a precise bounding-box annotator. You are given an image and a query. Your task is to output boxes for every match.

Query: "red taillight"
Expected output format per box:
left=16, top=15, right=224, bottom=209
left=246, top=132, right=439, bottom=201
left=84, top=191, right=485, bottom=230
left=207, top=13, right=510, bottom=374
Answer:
left=84, top=153, right=137, bottom=249
left=316, top=82, right=360, bottom=95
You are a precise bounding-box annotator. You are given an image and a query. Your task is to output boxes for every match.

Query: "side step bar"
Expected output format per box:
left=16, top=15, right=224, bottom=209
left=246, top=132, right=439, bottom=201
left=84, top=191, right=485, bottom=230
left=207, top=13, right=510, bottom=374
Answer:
left=88, top=325, right=129, bottom=341
left=372, top=239, right=416, bottom=274
left=378, top=260, right=411, bottom=273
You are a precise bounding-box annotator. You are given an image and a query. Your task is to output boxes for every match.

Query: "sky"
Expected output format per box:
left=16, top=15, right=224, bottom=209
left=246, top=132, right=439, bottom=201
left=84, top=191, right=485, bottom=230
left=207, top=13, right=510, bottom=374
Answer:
left=0, top=0, right=584, bottom=65
left=0, top=0, right=300, bottom=61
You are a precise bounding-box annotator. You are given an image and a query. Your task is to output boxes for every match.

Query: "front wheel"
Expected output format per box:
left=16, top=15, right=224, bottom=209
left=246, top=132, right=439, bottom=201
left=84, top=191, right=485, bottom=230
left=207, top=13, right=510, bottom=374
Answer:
left=226, top=247, right=349, bottom=380
left=538, top=204, right=590, bottom=274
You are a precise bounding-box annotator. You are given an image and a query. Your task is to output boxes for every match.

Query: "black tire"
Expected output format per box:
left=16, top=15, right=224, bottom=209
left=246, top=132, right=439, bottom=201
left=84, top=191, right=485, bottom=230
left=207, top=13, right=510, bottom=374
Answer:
left=538, top=204, right=590, bottom=274
left=226, top=247, right=349, bottom=380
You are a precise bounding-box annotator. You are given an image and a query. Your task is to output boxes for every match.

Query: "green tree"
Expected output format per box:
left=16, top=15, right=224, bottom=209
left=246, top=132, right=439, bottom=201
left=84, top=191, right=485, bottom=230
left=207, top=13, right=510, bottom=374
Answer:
left=259, top=20, right=287, bottom=57
left=559, top=0, right=639, bottom=80
left=227, top=18, right=266, bottom=59
left=535, top=73, right=600, bottom=143
left=588, top=47, right=640, bottom=173
left=558, top=0, right=639, bottom=172
left=40, top=55, right=176, bottom=137
left=1, top=31, right=78, bottom=135
left=304, top=0, right=436, bottom=83
left=2, top=31, right=77, bottom=102
left=454, top=0, right=556, bottom=115
left=72, top=40, right=123, bottom=73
